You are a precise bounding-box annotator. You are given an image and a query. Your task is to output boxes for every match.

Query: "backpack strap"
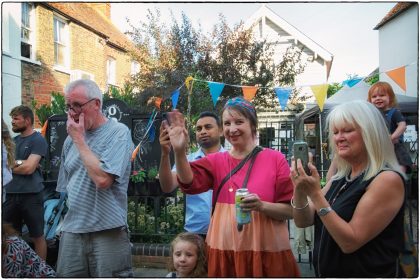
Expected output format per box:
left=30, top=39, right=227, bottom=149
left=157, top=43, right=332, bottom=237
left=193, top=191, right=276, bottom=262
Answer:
left=385, top=108, right=396, bottom=124
left=211, top=146, right=262, bottom=216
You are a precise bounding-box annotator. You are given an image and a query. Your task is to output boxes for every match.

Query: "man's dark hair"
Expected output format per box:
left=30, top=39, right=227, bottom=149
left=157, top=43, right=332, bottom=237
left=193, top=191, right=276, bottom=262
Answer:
left=10, top=105, right=34, bottom=125
left=197, top=111, right=221, bottom=127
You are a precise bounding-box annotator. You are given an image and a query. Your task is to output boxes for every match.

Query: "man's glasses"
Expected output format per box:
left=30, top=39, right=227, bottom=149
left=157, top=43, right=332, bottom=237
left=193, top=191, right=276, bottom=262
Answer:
left=65, top=98, right=97, bottom=114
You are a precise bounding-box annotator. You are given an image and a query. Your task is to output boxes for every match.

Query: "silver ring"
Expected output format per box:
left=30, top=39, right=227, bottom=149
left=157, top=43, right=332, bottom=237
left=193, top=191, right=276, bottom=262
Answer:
left=294, top=175, right=299, bottom=179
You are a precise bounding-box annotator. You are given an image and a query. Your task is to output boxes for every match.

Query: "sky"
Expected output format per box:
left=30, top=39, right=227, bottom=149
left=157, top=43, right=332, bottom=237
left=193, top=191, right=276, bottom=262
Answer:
left=111, top=1, right=397, bottom=83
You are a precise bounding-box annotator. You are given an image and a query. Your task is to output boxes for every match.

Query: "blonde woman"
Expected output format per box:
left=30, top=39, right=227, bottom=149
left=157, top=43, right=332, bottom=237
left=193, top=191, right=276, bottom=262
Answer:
left=292, top=100, right=405, bottom=277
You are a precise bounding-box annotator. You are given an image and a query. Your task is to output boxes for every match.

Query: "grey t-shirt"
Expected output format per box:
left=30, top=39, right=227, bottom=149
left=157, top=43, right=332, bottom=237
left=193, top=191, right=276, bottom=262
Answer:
left=57, top=118, right=134, bottom=233
left=5, top=131, right=47, bottom=193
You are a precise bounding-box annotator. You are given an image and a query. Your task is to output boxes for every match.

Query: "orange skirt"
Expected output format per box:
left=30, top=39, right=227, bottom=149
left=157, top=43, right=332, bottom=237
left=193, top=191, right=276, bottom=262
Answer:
left=206, top=246, right=300, bottom=277
left=205, top=203, right=300, bottom=277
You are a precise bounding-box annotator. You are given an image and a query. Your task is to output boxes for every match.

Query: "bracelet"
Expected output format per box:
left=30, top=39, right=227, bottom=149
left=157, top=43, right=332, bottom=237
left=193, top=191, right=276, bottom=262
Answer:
left=290, top=196, right=309, bottom=210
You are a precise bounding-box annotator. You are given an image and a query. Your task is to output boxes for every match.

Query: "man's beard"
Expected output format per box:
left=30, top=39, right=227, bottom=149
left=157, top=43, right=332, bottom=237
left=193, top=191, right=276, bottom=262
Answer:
left=198, top=138, right=218, bottom=149
left=12, top=126, right=26, bottom=133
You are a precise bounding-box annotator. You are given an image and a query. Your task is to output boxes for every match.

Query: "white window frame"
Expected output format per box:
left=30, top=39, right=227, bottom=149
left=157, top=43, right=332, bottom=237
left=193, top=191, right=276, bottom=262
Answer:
left=131, top=61, right=140, bottom=76
left=21, top=2, right=35, bottom=60
left=70, top=69, right=95, bottom=82
left=53, top=15, right=69, bottom=70
left=107, top=57, right=116, bottom=85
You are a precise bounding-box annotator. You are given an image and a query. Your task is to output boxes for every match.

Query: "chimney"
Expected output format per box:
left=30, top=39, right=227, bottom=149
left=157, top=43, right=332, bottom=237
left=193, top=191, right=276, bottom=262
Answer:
left=89, top=3, right=111, bottom=19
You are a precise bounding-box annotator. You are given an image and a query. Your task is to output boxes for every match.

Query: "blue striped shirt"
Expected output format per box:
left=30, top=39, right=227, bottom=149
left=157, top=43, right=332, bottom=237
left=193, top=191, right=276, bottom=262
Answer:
left=57, top=118, right=134, bottom=233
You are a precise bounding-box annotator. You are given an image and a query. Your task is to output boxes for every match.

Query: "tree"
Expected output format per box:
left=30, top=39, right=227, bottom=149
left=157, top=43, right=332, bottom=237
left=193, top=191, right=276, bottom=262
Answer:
left=125, top=9, right=307, bottom=116
left=327, top=83, right=343, bottom=98
left=31, top=92, right=65, bottom=126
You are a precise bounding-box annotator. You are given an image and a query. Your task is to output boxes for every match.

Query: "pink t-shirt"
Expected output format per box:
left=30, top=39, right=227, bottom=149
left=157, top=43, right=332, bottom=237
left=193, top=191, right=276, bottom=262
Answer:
left=179, top=148, right=293, bottom=206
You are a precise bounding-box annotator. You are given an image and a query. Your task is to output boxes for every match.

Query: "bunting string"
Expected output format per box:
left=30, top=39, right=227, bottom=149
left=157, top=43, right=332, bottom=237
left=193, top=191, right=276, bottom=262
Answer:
left=154, top=61, right=417, bottom=113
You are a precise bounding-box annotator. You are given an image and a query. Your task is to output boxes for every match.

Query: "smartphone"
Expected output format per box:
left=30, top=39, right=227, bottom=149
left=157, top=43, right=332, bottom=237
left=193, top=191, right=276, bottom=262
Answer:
left=162, top=112, right=170, bottom=126
left=293, top=141, right=310, bottom=175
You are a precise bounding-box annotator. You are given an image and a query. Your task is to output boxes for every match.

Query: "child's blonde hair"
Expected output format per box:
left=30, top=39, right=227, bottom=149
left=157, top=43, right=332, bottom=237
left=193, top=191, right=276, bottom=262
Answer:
left=167, top=232, right=207, bottom=277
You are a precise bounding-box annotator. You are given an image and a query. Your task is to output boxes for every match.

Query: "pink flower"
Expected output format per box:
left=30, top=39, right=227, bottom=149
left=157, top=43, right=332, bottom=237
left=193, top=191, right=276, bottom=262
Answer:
left=132, top=171, right=138, bottom=175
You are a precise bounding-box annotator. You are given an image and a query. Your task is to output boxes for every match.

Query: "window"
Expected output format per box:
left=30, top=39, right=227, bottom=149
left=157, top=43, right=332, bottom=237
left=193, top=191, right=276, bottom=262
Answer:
left=131, top=61, right=140, bottom=75
left=21, top=3, right=34, bottom=59
left=106, top=57, right=116, bottom=85
left=54, top=16, right=68, bottom=67
left=70, top=70, right=94, bottom=82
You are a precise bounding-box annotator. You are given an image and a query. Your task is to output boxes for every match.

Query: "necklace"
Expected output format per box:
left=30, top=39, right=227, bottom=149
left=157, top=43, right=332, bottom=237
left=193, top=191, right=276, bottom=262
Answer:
left=345, top=170, right=365, bottom=182
left=226, top=147, right=258, bottom=193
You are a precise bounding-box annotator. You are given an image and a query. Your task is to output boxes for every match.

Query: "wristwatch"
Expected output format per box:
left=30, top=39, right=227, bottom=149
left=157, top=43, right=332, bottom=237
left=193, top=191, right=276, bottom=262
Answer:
left=15, top=160, right=23, bottom=166
left=318, top=207, right=333, bottom=216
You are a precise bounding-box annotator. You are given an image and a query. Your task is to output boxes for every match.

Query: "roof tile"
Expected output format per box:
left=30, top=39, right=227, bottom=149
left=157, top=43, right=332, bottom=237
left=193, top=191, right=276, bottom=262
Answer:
left=374, top=2, right=416, bottom=30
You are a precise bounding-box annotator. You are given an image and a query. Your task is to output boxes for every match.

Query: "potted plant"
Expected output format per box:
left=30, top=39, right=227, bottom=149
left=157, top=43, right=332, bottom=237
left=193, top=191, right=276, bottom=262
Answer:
left=146, top=166, right=163, bottom=196
left=129, top=168, right=148, bottom=196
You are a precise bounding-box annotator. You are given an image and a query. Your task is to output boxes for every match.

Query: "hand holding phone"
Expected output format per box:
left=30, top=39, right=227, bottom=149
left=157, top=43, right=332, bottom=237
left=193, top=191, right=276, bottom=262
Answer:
left=293, top=141, right=310, bottom=175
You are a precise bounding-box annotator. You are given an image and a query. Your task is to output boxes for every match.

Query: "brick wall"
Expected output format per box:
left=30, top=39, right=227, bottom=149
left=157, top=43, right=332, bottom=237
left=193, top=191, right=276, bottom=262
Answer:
left=106, top=45, right=132, bottom=89
left=24, top=4, right=135, bottom=127
left=70, top=23, right=106, bottom=87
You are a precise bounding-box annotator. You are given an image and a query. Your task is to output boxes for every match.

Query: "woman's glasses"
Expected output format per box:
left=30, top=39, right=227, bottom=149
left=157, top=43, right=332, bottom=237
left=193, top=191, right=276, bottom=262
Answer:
left=65, top=98, right=96, bottom=114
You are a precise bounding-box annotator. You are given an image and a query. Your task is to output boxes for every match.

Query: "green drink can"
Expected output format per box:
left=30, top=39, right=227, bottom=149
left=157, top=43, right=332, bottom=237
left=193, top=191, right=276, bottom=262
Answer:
left=235, top=188, right=251, bottom=225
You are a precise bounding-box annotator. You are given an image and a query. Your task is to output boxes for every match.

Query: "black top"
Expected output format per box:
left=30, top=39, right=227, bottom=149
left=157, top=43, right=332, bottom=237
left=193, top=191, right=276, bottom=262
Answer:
left=384, top=108, right=405, bottom=142
left=313, top=170, right=404, bottom=277
left=5, top=131, right=48, bottom=193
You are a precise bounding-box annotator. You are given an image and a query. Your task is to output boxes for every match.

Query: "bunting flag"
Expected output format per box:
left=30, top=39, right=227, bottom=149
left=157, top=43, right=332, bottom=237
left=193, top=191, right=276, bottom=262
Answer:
left=171, top=89, right=180, bottom=109
left=386, top=66, right=406, bottom=92
left=208, top=81, right=225, bottom=106
left=274, top=87, right=292, bottom=111
left=131, top=145, right=140, bottom=162
left=40, top=119, right=48, bottom=137
left=159, top=61, right=414, bottom=112
left=154, top=97, right=162, bottom=109
left=185, top=76, right=194, bottom=91
left=310, top=84, right=329, bottom=112
left=242, top=86, right=258, bottom=101
left=342, top=77, right=362, bottom=88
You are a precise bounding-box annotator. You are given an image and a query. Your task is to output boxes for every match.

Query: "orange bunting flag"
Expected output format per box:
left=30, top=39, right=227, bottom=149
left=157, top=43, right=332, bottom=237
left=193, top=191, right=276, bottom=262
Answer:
left=386, top=66, right=406, bottom=92
left=310, top=84, right=329, bottom=112
left=131, top=145, right=140, bottom=162
left=185, top=76, right=194, bottom=92
left=242, top=86, right=258, bottom=101
left=154, top=97, right=162, bottom=109
left=41, top=120, right=48, bottom=137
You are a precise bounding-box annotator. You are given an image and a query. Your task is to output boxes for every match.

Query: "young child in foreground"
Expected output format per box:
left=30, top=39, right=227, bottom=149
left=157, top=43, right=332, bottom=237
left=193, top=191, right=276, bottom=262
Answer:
left=166, top=232, right=207, bottom=277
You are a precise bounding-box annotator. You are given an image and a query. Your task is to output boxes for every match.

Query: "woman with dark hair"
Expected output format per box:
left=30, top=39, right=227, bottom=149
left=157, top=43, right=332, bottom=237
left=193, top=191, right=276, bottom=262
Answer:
left=164, top=97, right=299, bottom=277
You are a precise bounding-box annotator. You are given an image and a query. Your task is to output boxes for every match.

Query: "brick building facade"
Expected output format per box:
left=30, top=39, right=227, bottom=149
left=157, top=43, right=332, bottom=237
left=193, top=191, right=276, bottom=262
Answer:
left=2, top=2, right=139, bottom=127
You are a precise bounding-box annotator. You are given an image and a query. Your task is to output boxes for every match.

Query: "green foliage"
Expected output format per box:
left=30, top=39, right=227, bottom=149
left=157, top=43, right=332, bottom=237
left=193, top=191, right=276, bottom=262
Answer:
left=103, top=83, right=138, bottom=107
left=147, top=166, right=159, bottom=181
left=125, top=8, right=306, bottom=115
left=31, top=92, right=65, bottom=126
left=327, top=83, right=343, bottom=98
left=130, top=168, right=146, bottom=183
left=127, top=190, right=185, bottom=243
left=365, top=73, right=379, bottom=85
